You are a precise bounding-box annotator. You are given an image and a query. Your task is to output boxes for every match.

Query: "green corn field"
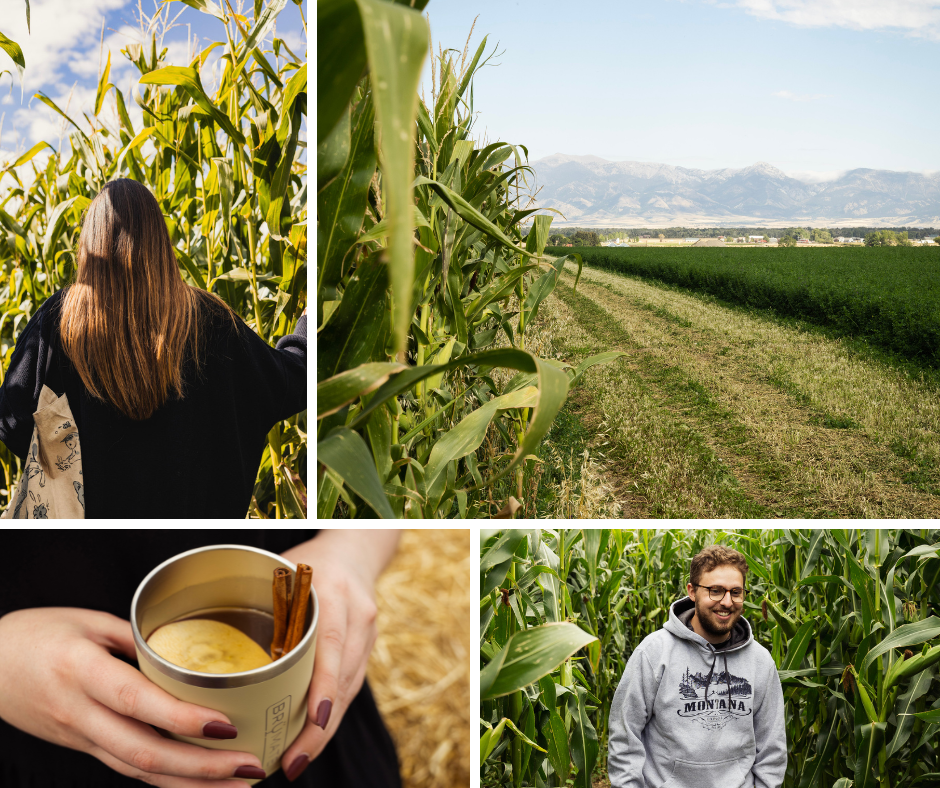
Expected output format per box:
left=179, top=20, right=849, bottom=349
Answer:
left=0, top=0, right=306, bottom=517
left=481, top=529, right=940, bottom=788
left=316, top=3, right=620, bottom=518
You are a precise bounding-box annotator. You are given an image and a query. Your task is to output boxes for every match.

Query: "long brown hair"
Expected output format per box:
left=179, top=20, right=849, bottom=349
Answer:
left=60, top=178, right=234, bottom=420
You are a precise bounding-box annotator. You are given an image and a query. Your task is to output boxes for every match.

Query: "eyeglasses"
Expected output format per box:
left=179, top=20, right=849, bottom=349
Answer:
left=694, top=584, right=746, bottom=601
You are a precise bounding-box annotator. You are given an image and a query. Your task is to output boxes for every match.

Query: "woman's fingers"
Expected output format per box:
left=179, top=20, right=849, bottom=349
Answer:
left=78, top=641, right=236, bottom=740
left=82, top=702, right=265, bottom=781
left=278, top=589, right=349, bottom=782
left=280, top=658, right=372, bottom=782
left=89, top=744, right=257, bottom=788
left=79, top=610, right=140, bottom=660
left=306, top=588, right=349, bottom=732
left=280, top=594, right=376, bottom=782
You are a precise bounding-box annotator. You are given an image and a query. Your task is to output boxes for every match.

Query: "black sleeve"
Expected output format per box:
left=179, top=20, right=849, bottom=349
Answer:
left=0, top=298, right=61, bottom=461
left=234, top=314, right=307, bottom=425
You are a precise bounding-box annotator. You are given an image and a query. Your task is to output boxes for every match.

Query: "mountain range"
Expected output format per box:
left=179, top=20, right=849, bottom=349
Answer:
left=531, top=154, right=940, bottom=227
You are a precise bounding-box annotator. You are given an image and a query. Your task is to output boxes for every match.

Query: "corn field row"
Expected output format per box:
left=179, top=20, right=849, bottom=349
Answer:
left=315, top=0, right=621, bottom=519
left=0, top=0, right=307, bottom=517
left=481, top=529, right=940, bottom=788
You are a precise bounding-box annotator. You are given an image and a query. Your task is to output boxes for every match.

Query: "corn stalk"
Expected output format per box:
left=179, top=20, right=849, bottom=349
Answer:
left=316, top=1, right=620, bottom=519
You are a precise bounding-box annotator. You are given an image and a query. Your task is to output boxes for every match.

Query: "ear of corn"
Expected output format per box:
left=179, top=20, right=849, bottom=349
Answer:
left=481, top=529, right=940, bottom=787
left=0, top=1, right=306, bottom=517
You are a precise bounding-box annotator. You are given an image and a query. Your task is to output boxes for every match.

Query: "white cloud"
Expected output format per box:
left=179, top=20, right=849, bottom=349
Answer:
left=773, top=90, right=832, bottom=102
left=784, top=168, right=850, bottom=183
left=277, top=28, right=307, bottom=60
left=0, top=0, right=130, bottom=98
left=735, top=0, right=940, bottom=40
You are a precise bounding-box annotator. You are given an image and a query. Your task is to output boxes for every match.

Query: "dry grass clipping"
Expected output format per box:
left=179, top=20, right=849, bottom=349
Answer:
left=369, top=529, right=471, bottom=788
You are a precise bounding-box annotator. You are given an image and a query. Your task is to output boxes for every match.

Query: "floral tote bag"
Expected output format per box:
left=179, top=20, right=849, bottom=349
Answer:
left=2, top=385, right=84, bottom=519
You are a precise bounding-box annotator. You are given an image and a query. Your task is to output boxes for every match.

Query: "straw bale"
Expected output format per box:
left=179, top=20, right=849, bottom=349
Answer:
left=369, top=529, right=471, bottom=788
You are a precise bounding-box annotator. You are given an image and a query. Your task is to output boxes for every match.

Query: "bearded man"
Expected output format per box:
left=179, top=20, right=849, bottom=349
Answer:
left=608, top=545, right=786, bottom=788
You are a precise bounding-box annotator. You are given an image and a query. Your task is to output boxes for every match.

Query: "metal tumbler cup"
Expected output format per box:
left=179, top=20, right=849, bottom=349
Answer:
left=131, top=544, right=318, bottom=783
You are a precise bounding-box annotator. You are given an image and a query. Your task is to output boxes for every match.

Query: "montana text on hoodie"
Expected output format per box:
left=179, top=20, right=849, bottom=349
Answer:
left=607, top=596, right=787, bottom=788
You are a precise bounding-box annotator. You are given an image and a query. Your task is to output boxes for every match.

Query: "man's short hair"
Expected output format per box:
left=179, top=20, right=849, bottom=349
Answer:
left=690, top=545, right=749, bottom=587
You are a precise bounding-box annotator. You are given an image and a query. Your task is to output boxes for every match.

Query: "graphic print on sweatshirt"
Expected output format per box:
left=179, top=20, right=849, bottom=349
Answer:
left=676, top=666, right=753, bottom=731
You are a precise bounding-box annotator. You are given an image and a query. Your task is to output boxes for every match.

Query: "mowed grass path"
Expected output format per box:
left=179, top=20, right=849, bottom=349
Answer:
left=541, top=262, right=940, bottom=517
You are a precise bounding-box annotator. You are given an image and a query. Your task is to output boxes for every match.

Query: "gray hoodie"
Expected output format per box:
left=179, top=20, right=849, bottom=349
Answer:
left=608, top=596, right=787, bottom=788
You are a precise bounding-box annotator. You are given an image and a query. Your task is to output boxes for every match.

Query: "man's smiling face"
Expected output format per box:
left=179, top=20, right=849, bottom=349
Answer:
left=686, top=565, right=745, bottom=644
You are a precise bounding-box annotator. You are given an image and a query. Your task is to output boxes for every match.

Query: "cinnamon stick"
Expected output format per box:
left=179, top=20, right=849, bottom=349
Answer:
left=271, top=567, right=292, bottom=660
left=282, top=563, right=312, bottom=656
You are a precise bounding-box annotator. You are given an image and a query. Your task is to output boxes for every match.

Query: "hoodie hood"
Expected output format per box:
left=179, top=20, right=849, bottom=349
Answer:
left=665, top=596, right=752, bottom=652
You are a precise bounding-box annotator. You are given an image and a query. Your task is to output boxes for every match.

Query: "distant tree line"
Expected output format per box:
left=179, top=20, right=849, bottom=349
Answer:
left=538, top=225, right=940, bottom=246
left=863, top=230, right=919, bottom=247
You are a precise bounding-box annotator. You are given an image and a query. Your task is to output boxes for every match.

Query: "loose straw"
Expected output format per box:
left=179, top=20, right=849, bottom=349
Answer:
left=368, top=529, right=471, bottom=788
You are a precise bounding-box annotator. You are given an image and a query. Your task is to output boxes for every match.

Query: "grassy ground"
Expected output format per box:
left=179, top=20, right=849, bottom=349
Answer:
left=593, top=751, right=611, bottom=788
left=530, top=262, right=940, bottom=517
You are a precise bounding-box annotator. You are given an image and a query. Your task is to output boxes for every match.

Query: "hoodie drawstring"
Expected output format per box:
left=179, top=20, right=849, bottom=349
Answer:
left=703, top=650, right=734, bottom=716
left=724, top=652, right=732, bottom=711
left=704, top=652, right=717, bottom=698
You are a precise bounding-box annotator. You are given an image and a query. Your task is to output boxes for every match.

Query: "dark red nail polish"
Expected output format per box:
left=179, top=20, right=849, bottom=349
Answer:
left=203, top=721, right=238, bottom=739
left=285, top=753, right=310, bottom=782
left=316, top=698, right=332, bottom=729
left=234, top=765, right=266, bottom=779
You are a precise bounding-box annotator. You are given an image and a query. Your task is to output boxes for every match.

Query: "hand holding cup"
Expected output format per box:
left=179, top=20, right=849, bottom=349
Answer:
left=0, top=607, right=266, bottom=787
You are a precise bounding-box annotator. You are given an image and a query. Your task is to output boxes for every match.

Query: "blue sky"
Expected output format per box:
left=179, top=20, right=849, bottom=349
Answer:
left=0, top=0, right=306, bottom=169
left=422, top=0, right=940, bottom=180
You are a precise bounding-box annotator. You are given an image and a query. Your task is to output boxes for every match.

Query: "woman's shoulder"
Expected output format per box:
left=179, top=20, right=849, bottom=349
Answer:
left=195, top=292, right=249, bottom=343
left=35, top=287, right=68, bottom=326
left=16, top=287, right=70, bottom=351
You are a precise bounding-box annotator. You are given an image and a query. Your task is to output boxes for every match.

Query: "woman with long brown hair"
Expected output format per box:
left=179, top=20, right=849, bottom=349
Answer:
left=0, top=178, right=306, bottom=518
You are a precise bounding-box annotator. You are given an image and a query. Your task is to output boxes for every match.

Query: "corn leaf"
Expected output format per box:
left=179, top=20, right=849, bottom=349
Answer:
left=316, top=426, right=394, bottom=518
left=860, top=617, right=940, bottom=674
left=569, top=352, right=627, bottom=389
left=569, top=686, right=599, bottom=788
left=139, top=66, right=246, bottom=145
left=0, top=30, right=25, bottom=70
left=317, top=361, right=407, bottom=418
left=854, top=719, right=886, bottom=788
left=317, top=256, right=388, bottom=383
left=94, top=50, right=113, bottom=117
left=9, top=141, right=53, bottom=169
left=888, top=663, right=935, bottom=757
left=316, top=0, right=366, bottom=144
left=316, top=92, right=376, bottom=315
left=542, top=708, right=569, bottom=783
left=481, top=622, right=598, bottom=699
left=357, top=0, right=428, bottom=354
left=480, top=718, right=507, bottom=766
left=424, top=386, right=538, bottom=490
left=783, top=620, right=817, bottom=671
left=41, top=196, right=81, bottom=263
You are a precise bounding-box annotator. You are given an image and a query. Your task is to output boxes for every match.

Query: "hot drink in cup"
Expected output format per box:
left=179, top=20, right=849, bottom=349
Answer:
left=131, top=546, right=318, bottom=783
